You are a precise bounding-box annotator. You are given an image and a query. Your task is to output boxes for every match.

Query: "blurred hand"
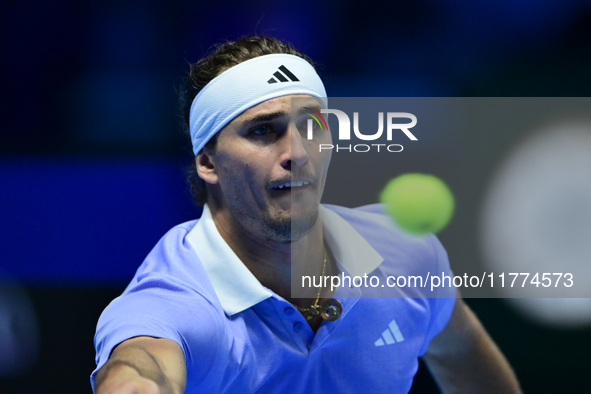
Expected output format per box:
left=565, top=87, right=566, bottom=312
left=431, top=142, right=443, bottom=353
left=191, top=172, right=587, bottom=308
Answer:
left=96, top=363, right=161, bottom=394
left=94, top=337, right=185, bottom=394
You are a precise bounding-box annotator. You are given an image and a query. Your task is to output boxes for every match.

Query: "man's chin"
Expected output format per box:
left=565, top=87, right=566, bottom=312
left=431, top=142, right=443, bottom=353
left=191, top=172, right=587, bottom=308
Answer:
left=263, top=205, right=319, bottom=242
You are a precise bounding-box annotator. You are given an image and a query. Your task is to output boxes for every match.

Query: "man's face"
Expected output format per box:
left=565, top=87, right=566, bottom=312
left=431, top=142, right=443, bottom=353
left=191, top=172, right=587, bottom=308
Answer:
left=206, top=94, right=332, bottom=242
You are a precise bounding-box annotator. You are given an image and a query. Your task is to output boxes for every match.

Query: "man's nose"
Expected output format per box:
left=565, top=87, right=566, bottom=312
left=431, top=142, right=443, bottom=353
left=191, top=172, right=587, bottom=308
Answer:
left=280, top=124, right=309, bottom=170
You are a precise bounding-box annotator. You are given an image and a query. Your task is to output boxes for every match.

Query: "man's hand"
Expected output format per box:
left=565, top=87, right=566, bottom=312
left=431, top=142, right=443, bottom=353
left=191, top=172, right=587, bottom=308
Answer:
left=95, top=362, right=161, bottom=394
left=95, top=337, right=186, bottom=394
left=423, top=292, right=522, bottom=394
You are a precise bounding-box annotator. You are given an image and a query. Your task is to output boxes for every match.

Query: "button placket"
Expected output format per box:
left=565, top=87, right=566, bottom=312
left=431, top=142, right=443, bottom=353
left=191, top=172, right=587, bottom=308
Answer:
left=270, top=297, right=313, bottom=353
left=284, top=307, right=295, bottom=316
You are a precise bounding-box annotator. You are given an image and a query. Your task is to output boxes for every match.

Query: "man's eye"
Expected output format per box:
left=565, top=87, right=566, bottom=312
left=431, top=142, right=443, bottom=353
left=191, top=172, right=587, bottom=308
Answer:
left=297, top=119, right=319, bottom=133
left=252, top=125, right=270, bottom=135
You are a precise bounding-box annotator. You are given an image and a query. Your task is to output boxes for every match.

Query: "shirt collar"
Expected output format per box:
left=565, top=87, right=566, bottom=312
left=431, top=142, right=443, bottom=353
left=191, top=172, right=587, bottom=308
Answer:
left=318, top=205, right=384, bottom=278
left=186, top=204, right=383, bottom=316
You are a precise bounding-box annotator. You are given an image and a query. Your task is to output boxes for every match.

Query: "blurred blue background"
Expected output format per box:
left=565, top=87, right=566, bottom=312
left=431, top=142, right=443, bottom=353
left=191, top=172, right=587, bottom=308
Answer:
left=1, top=0, right=591, bottom=392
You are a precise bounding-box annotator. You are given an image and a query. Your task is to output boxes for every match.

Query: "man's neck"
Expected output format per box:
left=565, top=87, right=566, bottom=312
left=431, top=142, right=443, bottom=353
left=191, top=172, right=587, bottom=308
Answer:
left=208, top=204, right=327, bottom=304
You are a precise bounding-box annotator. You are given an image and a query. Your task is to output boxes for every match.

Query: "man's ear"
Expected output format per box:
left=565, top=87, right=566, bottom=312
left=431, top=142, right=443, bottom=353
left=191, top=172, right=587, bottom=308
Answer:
left=196, top=149, right=219, bottom=184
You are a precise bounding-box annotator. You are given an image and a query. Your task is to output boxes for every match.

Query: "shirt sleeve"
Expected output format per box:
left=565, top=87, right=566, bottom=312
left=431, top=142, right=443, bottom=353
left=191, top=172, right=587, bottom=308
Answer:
left=91, top=223, right=225, bottom=392
left=91, top=273, right=224, bottom=392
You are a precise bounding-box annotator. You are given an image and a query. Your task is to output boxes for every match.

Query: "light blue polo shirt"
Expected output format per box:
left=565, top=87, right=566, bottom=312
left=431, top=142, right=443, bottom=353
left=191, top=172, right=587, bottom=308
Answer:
left=92, top=204, right=455, bottom=393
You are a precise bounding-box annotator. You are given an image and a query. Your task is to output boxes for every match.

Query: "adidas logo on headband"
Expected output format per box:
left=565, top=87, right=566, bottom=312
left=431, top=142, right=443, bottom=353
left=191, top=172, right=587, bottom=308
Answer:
left=190, top=54, right=327, bottom=155
left=267, top=65, right=300, bottom=84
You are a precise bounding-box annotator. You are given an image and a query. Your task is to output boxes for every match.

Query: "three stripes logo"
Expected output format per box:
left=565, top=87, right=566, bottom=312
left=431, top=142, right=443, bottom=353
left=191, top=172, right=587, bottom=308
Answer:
left=268, top=65, right=300, bottom=84
left=374, top=319, right=405, bottom=346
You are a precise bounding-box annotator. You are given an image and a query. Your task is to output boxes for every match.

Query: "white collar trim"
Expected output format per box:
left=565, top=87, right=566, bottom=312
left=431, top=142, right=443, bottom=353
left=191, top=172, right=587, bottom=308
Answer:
left=318, top=205, right=384, bottom=278
left=186, top=204, right=383, bottom=316
left=186, top=205, right=272, bottom=316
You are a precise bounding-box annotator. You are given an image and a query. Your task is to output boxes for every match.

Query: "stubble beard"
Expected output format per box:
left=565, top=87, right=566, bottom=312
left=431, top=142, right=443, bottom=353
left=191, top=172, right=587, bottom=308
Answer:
left=261, top=205, right=319, bottom=242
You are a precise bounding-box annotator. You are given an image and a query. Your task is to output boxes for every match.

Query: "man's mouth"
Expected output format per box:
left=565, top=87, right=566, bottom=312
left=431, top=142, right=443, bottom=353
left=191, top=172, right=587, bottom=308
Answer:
left=272, top=181, right=311, bottom=190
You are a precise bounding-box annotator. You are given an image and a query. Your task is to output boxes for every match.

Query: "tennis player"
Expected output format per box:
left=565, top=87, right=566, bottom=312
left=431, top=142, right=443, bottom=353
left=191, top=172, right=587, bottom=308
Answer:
left=92, top=35, right=521, bottom=394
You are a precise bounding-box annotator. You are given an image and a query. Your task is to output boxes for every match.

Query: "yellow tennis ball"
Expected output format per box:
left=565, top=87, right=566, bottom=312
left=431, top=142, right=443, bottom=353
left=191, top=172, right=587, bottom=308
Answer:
left=379, top=173, right=455, bottom=234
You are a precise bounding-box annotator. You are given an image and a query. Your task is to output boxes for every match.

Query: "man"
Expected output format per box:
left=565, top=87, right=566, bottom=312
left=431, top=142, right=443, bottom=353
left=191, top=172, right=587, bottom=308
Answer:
left=92, top=35, right=521, bottom=394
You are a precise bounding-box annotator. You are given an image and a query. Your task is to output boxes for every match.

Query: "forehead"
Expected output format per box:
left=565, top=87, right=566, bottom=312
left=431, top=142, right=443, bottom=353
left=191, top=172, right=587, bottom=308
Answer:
left=230, top=94, right=325, bottom=124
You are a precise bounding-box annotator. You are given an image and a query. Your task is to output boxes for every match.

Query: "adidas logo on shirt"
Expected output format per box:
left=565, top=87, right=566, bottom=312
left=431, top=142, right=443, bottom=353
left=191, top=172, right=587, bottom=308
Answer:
left=267, top=65, right=300, bottom=84
left=374, top=319, right=405, bottom=346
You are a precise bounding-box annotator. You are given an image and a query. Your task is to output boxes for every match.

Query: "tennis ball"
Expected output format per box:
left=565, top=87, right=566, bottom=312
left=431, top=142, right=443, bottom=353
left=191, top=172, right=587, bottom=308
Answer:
left=379, top=173, right=455, bottom=234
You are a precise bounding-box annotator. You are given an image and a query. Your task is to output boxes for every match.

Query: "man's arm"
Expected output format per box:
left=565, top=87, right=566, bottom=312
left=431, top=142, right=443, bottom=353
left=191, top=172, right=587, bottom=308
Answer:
left=94, top=336, right=186, bottom=394
left=422, top=292, right=522, bottom=394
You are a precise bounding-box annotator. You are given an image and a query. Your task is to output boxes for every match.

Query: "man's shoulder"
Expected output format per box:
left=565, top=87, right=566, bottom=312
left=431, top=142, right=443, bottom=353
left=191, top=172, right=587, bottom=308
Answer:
left=163, top=218, right=201, bottom=239
left=321, top=203, right=445, bottom=268
left=149, top=217, right=203, bottom=253
left=129, top=218, right=210, bottom=286
left=140, top=219, right=200, bottom=265
left=322, top=203, right=408, bottom=238
left=323, top=202, right=385, bottom=214
left=322, top=203, right=389, bottom=224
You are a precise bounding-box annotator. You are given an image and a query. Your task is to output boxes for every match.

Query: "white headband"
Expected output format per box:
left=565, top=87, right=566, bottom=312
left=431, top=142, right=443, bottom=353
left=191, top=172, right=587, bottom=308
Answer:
left=189, top=54, right=327, bottom=155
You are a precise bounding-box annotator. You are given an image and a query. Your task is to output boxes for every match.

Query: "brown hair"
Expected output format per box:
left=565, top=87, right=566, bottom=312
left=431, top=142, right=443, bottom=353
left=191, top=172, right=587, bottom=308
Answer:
left=180, top=35, right=316, bottom=206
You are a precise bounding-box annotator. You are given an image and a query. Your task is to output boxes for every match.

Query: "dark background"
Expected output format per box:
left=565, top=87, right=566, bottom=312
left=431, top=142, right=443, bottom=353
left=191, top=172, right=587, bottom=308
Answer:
left=1, top=0, right=591, bottom=392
